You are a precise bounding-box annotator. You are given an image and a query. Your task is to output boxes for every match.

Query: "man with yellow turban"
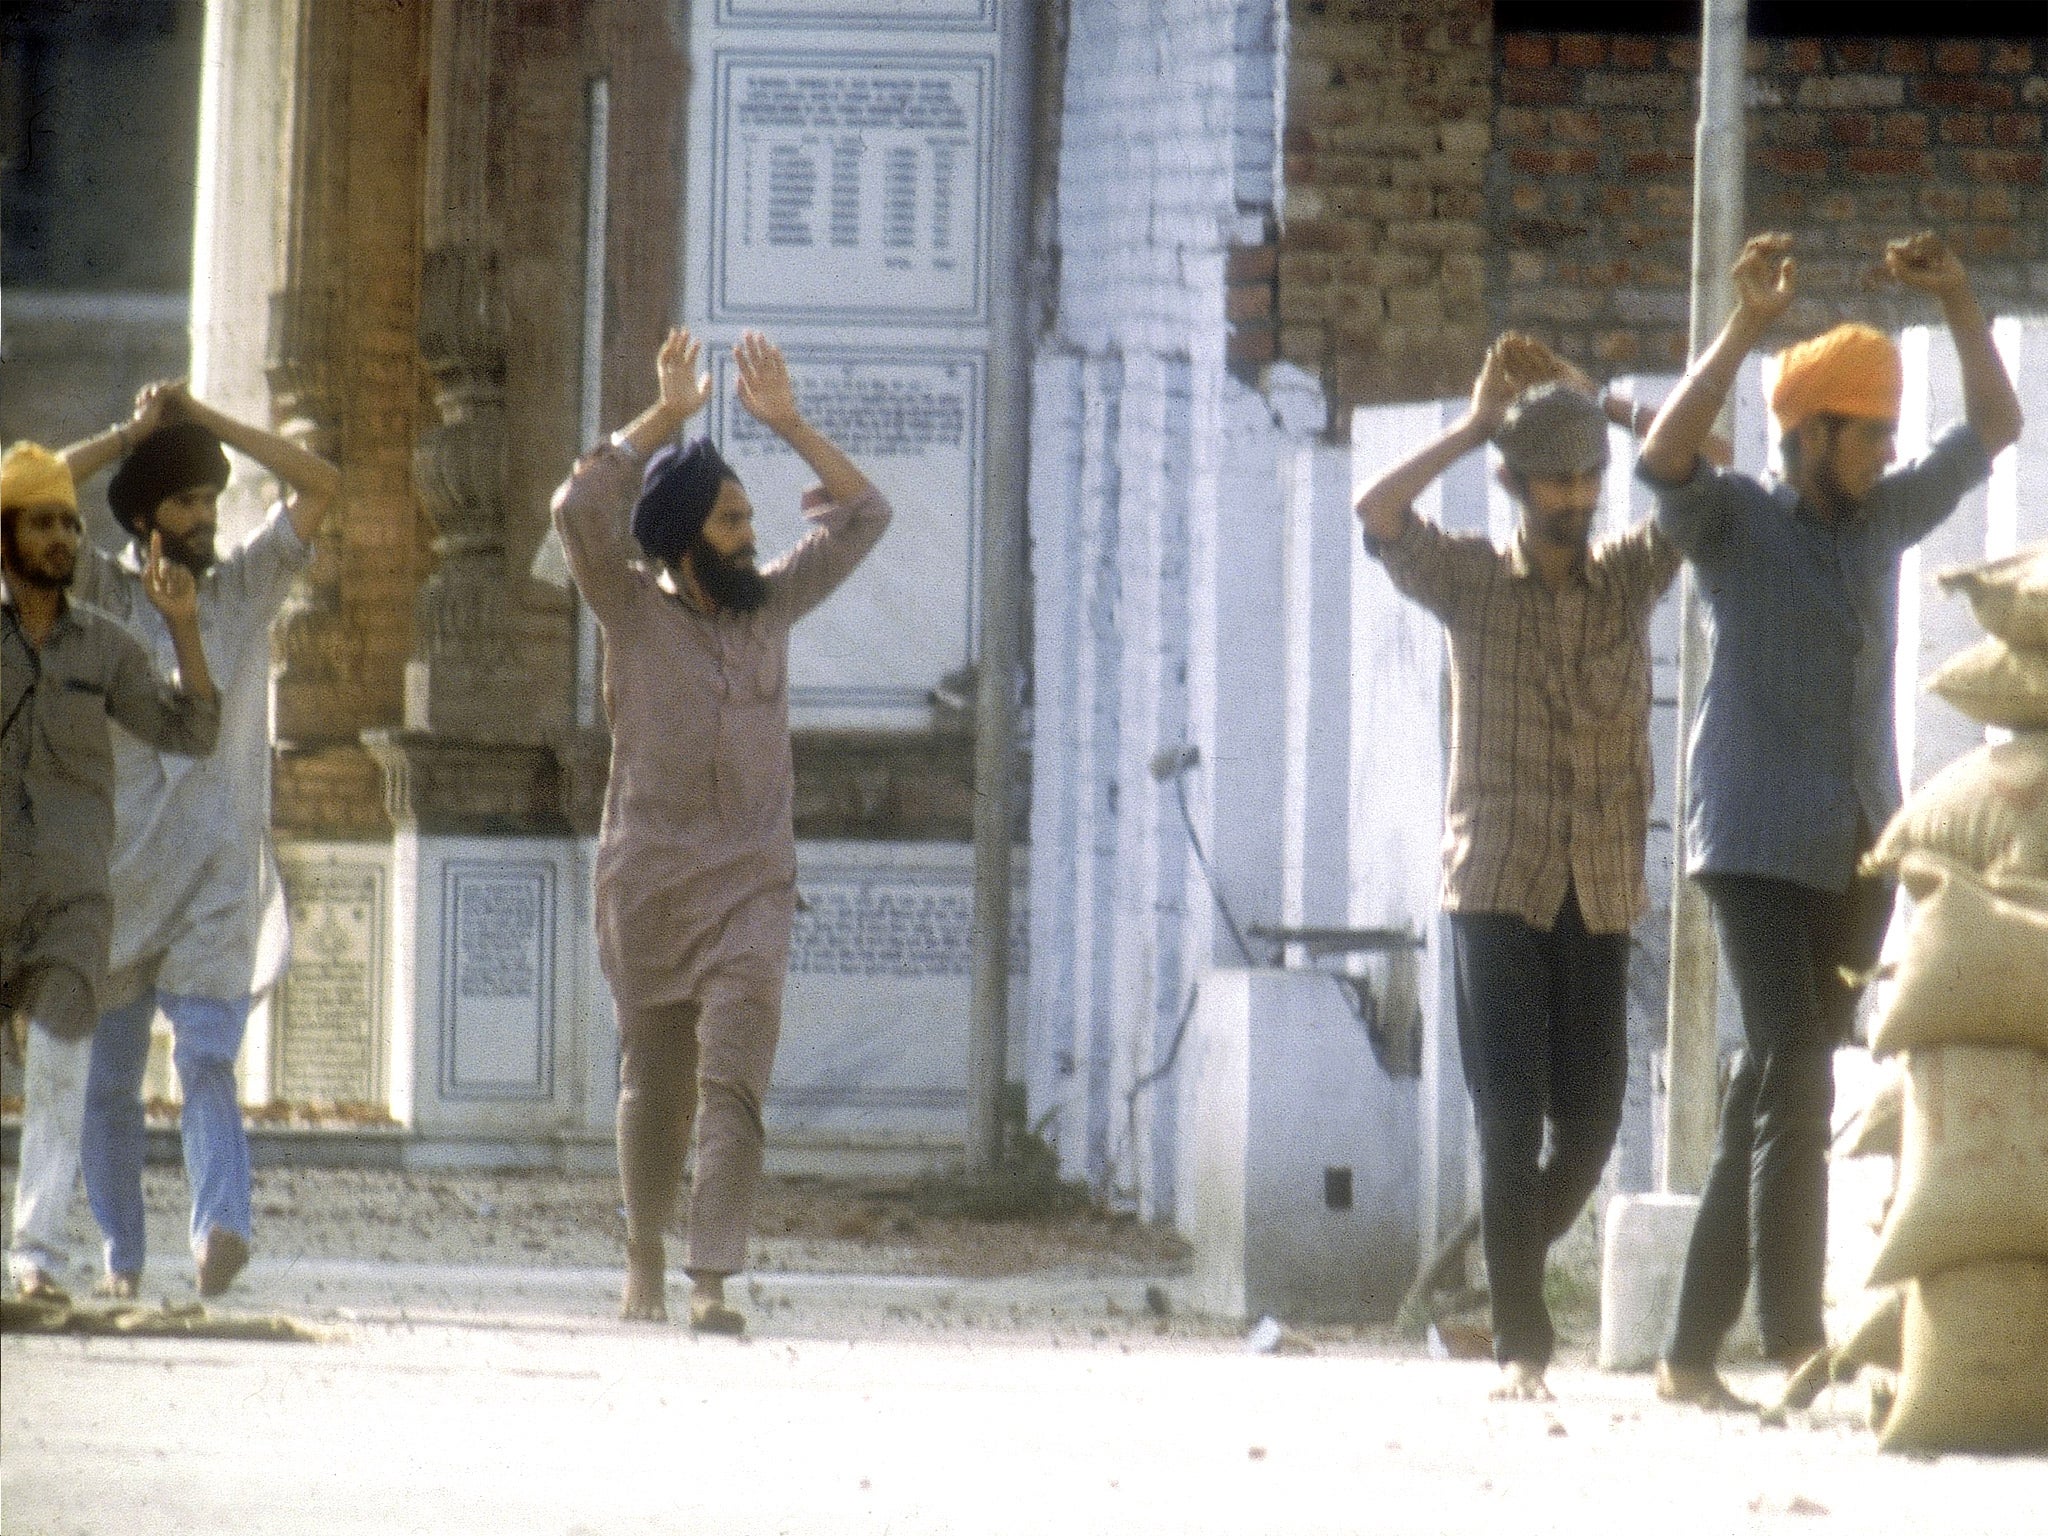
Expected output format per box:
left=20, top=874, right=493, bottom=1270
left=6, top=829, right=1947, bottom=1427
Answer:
left=2, top=444, right=219, bottom=1300
left=1636, top=232, right=2025, bottom=1410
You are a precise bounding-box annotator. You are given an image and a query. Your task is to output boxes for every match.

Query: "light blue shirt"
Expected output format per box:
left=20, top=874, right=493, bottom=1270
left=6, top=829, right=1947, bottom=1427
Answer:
left=1642, top=423, right=1991, bottom=892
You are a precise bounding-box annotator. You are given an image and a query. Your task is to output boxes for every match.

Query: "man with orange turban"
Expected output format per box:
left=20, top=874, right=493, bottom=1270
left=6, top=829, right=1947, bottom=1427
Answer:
left=1636, top=232, right=2025, bottom=1410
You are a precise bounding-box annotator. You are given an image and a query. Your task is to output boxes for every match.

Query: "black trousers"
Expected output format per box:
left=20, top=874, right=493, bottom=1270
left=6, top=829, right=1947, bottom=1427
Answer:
left=1450, top=886, right=1630, bottom=1369
left=1662, top=865, right=1894, bottom=1369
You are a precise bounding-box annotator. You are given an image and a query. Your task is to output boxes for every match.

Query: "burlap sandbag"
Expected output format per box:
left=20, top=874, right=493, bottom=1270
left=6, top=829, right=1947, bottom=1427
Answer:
left=1880, top=1259, right=2048, bottom=1455
left=1869, top=854, right=2048, bottom=1057
left=1863, top=735, right=2048, bottom=881
left=1844, top=1064, right=1904, bottom=1159
left=1938, top=542, right=2048, bottom=650
left=1927, top=637, right=2048, bottom=731
left=1866, top=1045, right=2048, bottom=1287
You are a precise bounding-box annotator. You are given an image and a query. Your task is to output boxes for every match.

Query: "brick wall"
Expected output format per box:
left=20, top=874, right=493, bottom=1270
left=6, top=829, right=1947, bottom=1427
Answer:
left=1494, top=31, right=2048, bottom=374
left=1274, top=0, right=1495, bottom=413
left=1263, top=8, right=2047, bottom=417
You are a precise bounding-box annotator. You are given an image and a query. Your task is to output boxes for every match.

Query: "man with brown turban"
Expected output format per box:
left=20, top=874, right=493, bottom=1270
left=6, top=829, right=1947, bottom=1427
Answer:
left=3, top=444, right=218, bottom=1299
left=1637, top=232, right=2025, bottom=1409
left=552, top=328, right=890, bottom=1333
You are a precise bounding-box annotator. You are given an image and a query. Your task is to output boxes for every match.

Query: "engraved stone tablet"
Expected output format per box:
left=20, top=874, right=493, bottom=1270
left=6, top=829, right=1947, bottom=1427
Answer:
left=439, top=861, right=555, bottom=1099
left=275, top=861, right=385, bottom=1105
left=717, top=0, right=995, bottom=27
left=715, top=347, right=982, bottom=720
left=711, top=52, right=991, bottom=321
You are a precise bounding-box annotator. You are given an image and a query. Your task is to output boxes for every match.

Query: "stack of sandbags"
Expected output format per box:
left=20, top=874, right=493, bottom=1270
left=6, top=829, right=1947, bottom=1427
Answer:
left=1856, top=541, right=2048, bottom=1455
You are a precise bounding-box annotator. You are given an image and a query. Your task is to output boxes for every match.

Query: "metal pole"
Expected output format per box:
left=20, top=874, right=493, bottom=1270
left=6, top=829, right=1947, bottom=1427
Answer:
left=1661, top=0, right=1747, bottom=1197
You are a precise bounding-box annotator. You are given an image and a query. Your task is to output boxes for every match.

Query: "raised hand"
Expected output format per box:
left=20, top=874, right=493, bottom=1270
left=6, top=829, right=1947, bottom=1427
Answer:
left=1884, top=231, right=1968, bottom=300
left=1731, top=233, right=1796, bottom=327
left=129, top=378, right=191, bottom=439
left=655, top=328, right=713, bottom=420
left=733, top=331, right=802, bottom=435
left=141, top=531, right=198, bottom=626
left=1469, top=334, right=1531, bottom=430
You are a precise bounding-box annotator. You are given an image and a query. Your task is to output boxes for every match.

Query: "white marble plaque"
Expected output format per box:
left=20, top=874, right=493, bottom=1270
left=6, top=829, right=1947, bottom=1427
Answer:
left=438, top=861, right=555, bottom=1100
left=710, top=52, right=991, bottom=321
left=717, top=0, right=996, bottom=27
left=715, top=346, right=982, bottom=720
left=274, top=857, right=386, bottom=1105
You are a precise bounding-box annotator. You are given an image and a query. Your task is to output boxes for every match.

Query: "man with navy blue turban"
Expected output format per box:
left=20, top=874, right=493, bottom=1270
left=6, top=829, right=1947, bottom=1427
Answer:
left=552, top=328, right=891, bottom=1332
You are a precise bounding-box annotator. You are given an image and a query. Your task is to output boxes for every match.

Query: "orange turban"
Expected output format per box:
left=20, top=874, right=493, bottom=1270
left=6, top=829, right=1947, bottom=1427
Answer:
left=1770, top=324, right=1902, bottom=435
left=1, top=441, right=78, bottom=513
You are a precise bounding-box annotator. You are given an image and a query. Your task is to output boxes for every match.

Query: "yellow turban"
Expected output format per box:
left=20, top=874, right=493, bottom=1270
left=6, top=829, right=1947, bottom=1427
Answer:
left=1770, top=324, right=1902, bottom=435
left=1, top=441, right=78, bottom=513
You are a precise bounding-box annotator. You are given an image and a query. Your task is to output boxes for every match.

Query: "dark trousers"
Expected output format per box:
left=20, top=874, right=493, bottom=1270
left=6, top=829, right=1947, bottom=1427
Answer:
left=1450, top=886, right=1630, bottom=1369
left=1663, top=865, right=1894, bottom=1369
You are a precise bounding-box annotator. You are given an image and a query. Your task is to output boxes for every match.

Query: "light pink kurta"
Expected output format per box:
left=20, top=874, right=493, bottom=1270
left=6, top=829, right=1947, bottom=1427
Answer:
left=551, top=444, right=892, bottom=1009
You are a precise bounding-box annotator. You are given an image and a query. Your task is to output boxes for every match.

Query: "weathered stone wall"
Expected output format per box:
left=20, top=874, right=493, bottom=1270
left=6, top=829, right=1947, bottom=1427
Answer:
left=1494, top=30, right=2048, bottom=374
left=1275, top=0, right=1494, bottom=412
left=1264, top=7, right=2047, bottom=417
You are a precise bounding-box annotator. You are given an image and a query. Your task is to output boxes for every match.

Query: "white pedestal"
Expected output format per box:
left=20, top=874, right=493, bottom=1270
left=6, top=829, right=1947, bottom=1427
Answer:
left=1176, top=968, right=1419, bottom=1325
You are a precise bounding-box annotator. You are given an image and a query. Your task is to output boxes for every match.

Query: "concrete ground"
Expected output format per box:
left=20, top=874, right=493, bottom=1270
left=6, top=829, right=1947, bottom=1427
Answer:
left=7, top=1269, right=2046, bottom=1536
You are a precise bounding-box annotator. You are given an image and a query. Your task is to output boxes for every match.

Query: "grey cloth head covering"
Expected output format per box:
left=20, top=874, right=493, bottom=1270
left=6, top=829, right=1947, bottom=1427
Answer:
left=1494, top=383, right=1609, bottom=481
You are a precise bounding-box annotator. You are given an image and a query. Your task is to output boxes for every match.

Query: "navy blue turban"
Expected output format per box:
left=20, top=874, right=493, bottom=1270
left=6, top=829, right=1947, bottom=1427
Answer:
left=631, top=437, right=738, bottom=564
left=107, top=421, right=232, bottom=538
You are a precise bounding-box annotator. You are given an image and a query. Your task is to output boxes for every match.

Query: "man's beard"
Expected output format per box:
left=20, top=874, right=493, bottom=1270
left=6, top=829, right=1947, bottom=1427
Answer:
left=686, top=537, right=768, bottom=613
left=1529, top=503, right=1594, bottom=553
left=1, top=531, right=74, bottom=591
left=157, top=524, right=218, bottom=576
left=1808, top=455, right=1860, bottom=521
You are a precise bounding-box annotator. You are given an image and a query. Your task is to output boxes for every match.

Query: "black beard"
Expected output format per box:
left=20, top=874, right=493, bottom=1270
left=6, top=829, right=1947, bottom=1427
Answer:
left=686, top=538, right=768, bottom=613
left=2, top=534, right=73, bottom=591
left=1808, top=457, right=1861, bottom=521
left=156, top=526, right=218, bottom=576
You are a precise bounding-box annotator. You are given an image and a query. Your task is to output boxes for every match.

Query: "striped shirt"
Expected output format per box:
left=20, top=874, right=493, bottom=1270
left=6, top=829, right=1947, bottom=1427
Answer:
left=1370, top=510, right=1681, bottom=934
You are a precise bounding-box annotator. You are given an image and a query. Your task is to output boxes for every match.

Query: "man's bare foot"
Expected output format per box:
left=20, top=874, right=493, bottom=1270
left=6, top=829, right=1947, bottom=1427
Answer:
left=621, top=1240, right=667, bottom=1322
left=1655, top=1359, right=1753, bottom=1413
left=687, top=1274, right=746, bottom=1336
left=93, top=1272, right=140, bottom=1301
left=194, top=1228, right=249, bottom=1298
left=1489, top=1360, right=1554, bottom=1401
left=14, top=1267, right=69, bottom=1303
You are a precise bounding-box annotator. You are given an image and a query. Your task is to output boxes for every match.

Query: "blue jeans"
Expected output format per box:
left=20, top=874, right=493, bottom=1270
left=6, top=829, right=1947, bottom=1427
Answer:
left=1449, top=886, right=1630, bottom=1370
left=82, top=990, right=254, bottom=1278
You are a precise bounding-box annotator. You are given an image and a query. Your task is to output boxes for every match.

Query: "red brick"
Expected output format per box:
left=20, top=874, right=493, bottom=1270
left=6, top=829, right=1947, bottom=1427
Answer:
left=1934, top=41, right=1983, bottom=73
left=1940, top=114, right=1990, bottom=146
left=1881, top=113, right=1930, bottom=149
left=1496, top=107, right=1544, bottom=141
left=1758, top=147, right=1829, bottom=177
left=1556, top=34, right=1606, bottom=68
left=1511, top=183, right=1545, bottom=213
left=1502, top=35, right=1552, bottom=70
left=1642, top=184, right=1691, bottom=221
left=1501, top=71, right=1575, bottom=106
left=1436, top=188, right=1485, bottom=219
left=1227, top=326, right=1277, bottom=365
left=1915, top=77, right=2016, bottom=109
left=1987, top=40, right=2035, bottom=73
left=1550, top=108, right=1602, bottom=145
left=1815, top=191, right=1856, bottom=221
left=1605, top=112, right=1656, bottom=149
left=1625, top=150, right=1692, bottom=177
left=1883, top=40, right=1930, bottom=74
left=1596, top=185, right=1634, bottom=216
left=1866, top=188, right=1910, bottom=222
left=1667, top=39, right=1699, bottom=73
left=1917, top=185, right=1970, bottom=220
left=1226, top=284, right=1273, bottom=324
left=1612, top=37, right=1660, bottom=70
left=1973, top=185, right=2017, bottom=219
left=1846, top=147, right=1931, bottom=177
left=1769, top=113, right=1824, bottom=147
left=1961, top=226, right=2020, bottom=258
left=1593, top=330, right=1642, bottom=365
left=1994, top=113, right=2045, bottom=146
left=1829, top=113, right=1875, bottom=147
left=1227, top=243, right=1277, bottom=282
left=1510, top=147, right=1598, bottom=176
left=1834, top=39, right=1880, bottom=71
left=1781, top=39, right=1825, bottom=73
left=1964, top=150, right=2045, bottom=183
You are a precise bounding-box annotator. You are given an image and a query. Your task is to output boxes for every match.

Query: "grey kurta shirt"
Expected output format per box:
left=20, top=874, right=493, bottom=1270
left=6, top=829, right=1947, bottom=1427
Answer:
left=75, top=504, right=312, bottom=999
left=2, top=585, right=220, bottom=1036
left=551, top=445, right=892, bottom=1010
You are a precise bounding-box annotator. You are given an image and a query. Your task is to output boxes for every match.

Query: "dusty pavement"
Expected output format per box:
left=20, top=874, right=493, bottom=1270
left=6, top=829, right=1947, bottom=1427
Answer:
left=5, top=1167, right=2046, bottom=1535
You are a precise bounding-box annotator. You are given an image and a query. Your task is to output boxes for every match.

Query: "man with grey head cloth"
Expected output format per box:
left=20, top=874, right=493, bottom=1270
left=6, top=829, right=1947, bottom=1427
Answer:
left=1355, top=335, right=1681, bottom=1402
left=552, top=327, right=890, bottom=1333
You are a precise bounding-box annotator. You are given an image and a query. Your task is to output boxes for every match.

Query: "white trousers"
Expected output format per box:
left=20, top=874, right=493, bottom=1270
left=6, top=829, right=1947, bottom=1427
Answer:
left=8, top=1021, right=92, bottom=1284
